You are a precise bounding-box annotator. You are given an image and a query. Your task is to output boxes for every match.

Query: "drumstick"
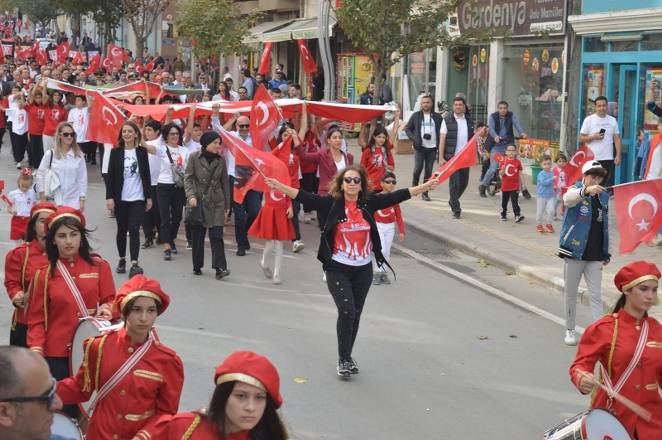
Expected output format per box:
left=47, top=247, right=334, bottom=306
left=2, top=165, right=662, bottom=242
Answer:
left=579, top=372, right=652, bottom=422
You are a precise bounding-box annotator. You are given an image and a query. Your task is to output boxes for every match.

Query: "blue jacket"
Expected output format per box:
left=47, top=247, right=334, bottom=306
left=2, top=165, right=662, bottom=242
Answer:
left=558, top=181, right=610, bottom=261
left=536, top=169, right=555, bottom=198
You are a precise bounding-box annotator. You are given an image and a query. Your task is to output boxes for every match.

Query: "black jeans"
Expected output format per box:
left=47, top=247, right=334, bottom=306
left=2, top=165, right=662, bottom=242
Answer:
left=157, top=183, right=186, bottom=246
left=292, top=199, right=301, bottom=241
left=501, top=190, right=521, bottom=217
left=300, top=173, right=319, bottom=212
left=191, top=225, right=227, bottom=271
left=143, top=185, right=161, bottom=241
left=231, top=177, right=261, bottom=250
left=46, top=357, right=78, bottom=418
left=12, top=132, right=27, bottom=163
left=115, top=200, right=146, bottom=261
left=598, top=159, right=615, bottom=188
left=9, top=322, right=27, bottom=347
left=325, top=263, right=373, bottom=361
left=412, top=147, right=437, bottom=186
left=449, top=168, right=470, bottom=214
left=27, top=134, right=43, bottom=168
left=79, top=141, right=97, bottom=163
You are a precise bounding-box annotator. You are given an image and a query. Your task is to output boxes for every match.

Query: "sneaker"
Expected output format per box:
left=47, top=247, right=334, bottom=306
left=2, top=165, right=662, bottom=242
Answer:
left=453, top=212, right=461, bottom=219
left=15, top=162, right=21, bottom=169
left=141, top=239, right=154, bottom=249
left=515, top=215, right=525, bottom=223
left=537, top=224, right=544, bottom=233
left=186, top=241, right=192, bottom=250
left=322, top=272, right=326, bottom=282
left=500, top=215, right=507, bottom=221
left=116, top=258, right=126, bottom=274
left=273, top=273, right=281, bottom=285
left=372, top=273, right=383, bottom=285
left=292, top=240, right=304, bottom=253
left=421, top=192, right=431, bottom=201
left=163, top=250, right=172, bottom=261
left=236, top=247, right=246, bottom=256
left=546, top=224, right=555, bottom=233
left=193, top=268, right=202, bottom=275
left=564, top=329, right=578, bottom=346
left=261, top=264, right=273, bottom=279
left=479, top=185, right=487, bottom=198
left=381, top=273, right=391, bottom=285
left=128, top=263, right=144, bottom=278
left=337, top=360, right=351, bottom=377
left=522, top=188, right=532, bottom=200
left=349, top=357, right=360, bottom=374
left=215, top=268, right=230, bottom=280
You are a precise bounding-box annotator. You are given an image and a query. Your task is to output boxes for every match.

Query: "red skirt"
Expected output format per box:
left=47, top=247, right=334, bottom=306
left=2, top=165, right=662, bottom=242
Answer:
left=248, top=206, right=296, bottom=241
left=10, top=216, right=29, bottom=240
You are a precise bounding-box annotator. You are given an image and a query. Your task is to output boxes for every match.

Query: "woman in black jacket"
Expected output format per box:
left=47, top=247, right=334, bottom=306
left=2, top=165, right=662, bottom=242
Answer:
left=266, top=165, right=438, bottom=378
left=106, top=120, right=152, bottom=277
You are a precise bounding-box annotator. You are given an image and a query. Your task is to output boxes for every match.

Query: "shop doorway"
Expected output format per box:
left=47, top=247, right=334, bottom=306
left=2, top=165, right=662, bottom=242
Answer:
left=609, top=64, right=638, bottom=183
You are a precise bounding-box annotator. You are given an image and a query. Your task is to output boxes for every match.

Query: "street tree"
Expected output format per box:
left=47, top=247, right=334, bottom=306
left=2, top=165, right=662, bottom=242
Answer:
left=176, top=0, right=258, bottom=60
left=121, top=0, right=170, bottom=60
left=336, top=0, right=464, bottom=103
left=5, top=0, right=60, bottom=31
left=57, top=0, right=123, bottom=48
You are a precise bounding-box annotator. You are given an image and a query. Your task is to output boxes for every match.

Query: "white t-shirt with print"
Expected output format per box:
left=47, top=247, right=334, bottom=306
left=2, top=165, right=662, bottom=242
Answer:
left=121, top=148, right=144, bottom=201
left=8, top=108, right=27, bottom=135
left=144, top=138, right=162, bottom=186
left=580, top=113, right=619, bottom=161
left=155, top=143, right=190, bottom=184
left=8, top=188, right=37, bottom=216
left=67, top=107, right=89, bottom=143
left=185, top=139, right=202, bottom=153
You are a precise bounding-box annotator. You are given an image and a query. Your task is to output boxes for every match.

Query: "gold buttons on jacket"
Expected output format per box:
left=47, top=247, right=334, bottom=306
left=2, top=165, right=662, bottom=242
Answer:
left=635, top=384, right=640, bottom=391
left=128, top=347, right=134, bottom=353
left=116, top=413, right=123, bottom=419
left=112, top=435, right=119, bottom=440
left=119, top=389, right=126, bottom=396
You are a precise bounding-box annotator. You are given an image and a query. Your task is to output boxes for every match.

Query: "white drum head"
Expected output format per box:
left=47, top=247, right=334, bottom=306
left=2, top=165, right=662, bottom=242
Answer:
left=51, top=412, right=82, bottom=440
left=69, top=317, right=123, bottom=375
left=584, top=409, right=631, bottom=440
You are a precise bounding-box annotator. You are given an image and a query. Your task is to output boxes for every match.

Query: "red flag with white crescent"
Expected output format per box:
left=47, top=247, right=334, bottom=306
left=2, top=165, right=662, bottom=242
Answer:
left=564, top=144, right=594, bottom=186
left=432, top=135, right=479, bottom=184
left=108, top=44, right=125, bottom=68
left=71, top=50, right=84, bottom=65
left=15, top=44, right=35, bottom=60
left=296, top=39, right=317, bottom=73
left=101, top=56, right=112, bottom=71
left=134, top=58, right=144, bottom=75
left=613, top=179, right=662, bottom=254
left=56, top=41, right=69, bottom=65
left=36, top=48, right=48, bottom=66
left=258, top=42, right=273, bottom=76
left=250, top=85, right=282, bottom=151
left=84, top=54, right=101, bottom=75
left=86, top=91, right=125, bottom=145
left=145, top=58, right=156, bottom=73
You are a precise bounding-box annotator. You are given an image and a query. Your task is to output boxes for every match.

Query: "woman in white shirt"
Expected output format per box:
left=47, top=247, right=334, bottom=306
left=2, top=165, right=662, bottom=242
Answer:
left=35, top=122, right=87, bottom=210
left=143, top=123, right=190, bottom=261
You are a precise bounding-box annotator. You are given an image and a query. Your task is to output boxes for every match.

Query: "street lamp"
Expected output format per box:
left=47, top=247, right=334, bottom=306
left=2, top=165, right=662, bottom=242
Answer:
left=317, top=0, right=335, bottom=101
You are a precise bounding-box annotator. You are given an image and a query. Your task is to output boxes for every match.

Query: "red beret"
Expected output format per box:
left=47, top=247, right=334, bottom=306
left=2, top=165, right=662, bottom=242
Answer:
left=44, top=206, right=86, bottom=232
left=214, top=351, right=283, bottom=408
left=614, top=260, right=661, bottom=292
left=30, top=201, right=57, bottom=218
left=114, top=274, right=170, bottom=315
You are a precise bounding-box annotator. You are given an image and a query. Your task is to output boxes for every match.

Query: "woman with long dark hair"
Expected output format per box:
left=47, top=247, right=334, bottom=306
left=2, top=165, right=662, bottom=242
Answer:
left=569, top=260, right=662, bottom=439
left=106, top=120, right=152, bottom=277
left=4, top=202, right=56, bottom=347
left=360, top=126, right=395, bottom=192
left=149, top=351, right=287, bottom=439
left=40, top=86, right=67, bottom=151
left=266, top=165, right=438, bottom=377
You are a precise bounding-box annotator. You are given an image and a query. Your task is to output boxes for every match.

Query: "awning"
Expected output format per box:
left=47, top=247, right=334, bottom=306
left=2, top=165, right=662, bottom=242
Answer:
left=243, top=16, right=336, bottom=44
left=243, top=19, right=294, bottom=44
left=276, top=16, right=337, bottom=40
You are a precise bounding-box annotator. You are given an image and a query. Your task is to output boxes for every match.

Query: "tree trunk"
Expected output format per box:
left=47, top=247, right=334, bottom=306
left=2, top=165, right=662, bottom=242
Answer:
left=71, top=13, right=81, bottom=46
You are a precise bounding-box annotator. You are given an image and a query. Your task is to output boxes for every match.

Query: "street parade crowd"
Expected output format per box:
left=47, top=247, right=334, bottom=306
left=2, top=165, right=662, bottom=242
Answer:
left=0, top=31, right=659, bottom=440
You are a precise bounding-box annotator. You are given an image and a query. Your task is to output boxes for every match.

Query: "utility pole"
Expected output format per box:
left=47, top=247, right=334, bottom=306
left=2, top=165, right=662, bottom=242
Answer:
left=317, top=0, right=334, bottom=101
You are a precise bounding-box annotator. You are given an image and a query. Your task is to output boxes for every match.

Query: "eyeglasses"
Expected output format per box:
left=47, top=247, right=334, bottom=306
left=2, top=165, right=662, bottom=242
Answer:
left=238, top=124, right=250, bottom=129
left=1, top=379, right=57, bottom=408
left=343, top=177, right=361, bottom=184
left=60, top=132, right=74, bottom=138
left=382, top=179, right=396, bottom=185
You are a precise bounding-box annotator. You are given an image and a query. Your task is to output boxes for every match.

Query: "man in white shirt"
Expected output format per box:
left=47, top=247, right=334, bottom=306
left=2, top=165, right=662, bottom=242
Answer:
left=439, top=97, right=474, bottom=219
left=579, top=95, right=622, bottom=188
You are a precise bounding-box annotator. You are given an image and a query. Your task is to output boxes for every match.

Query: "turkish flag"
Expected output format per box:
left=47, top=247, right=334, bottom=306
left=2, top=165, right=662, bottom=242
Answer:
left=101, top=56, right=112, bottom=71
left=134, top=58, right=144, bottom=75
left=108, top=44, right=124, bottom=68
left=564, top=144, right=594, bottom=186
left=56, top=41, right=69, bottom=64
left=258, top=42, right=273, bottom=76
left=296, top=39, right=317, bottom=73
left=145, top=58, right=156, bottom=72
left=36, top=48, right=48, bottom=66
left=84, top=54, right=101, bottom=75
left=71, top=50, right=84, bottom=65
left=614, top=178, right=662, bottom=254
left=86, top=91, right=125, bottom=144
left=15, top=44, right=35, bottom=60
left=219, top=128, right=290, bottom=204
left=250, top=85, right=282, bottom=151
left=0, top=46, right=4, bottom=65
left=305, top=101, right=394, bottom=123
left=432, top=135, right=479, bottom=185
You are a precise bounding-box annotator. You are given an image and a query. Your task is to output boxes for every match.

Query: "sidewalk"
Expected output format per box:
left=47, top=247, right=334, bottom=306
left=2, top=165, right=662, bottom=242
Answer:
left=346, top=141, right=662, bottom=320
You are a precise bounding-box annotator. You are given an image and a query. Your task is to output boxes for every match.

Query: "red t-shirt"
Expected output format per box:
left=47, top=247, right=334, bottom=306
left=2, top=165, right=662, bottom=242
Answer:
left=43, top=104, right=67, bottom=136
left=332, top=201, right=372, bottom=266
left=300, top=131, right=320, bottom=174
left=25, top=103, right=46, bottom=135
left=499, top=158, right=522, bottom=192
left=288, top=153, right=301, bottom=189
left=374, top=204, right=405, bottom=234
left=0, top=96, right=7, bottom=129
left=360, top=146, right=394, bottom=191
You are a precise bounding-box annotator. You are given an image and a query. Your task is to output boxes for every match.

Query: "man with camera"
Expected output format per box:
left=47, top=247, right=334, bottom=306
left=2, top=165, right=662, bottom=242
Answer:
left=405, top=93, right=443, bottom=201
left=579, top=95, right=621, bottom=188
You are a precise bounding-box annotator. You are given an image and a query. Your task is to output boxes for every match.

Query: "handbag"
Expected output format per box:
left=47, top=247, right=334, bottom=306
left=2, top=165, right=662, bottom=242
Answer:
left=43, top=150, right=60, bottom=200
left=165, top=147, right=185, bottom=188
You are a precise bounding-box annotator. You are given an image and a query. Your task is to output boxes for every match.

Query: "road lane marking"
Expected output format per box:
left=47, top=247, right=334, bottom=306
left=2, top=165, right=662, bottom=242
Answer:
left=393, top=244, right=585, bottom=334
left=157, top=324, right=265, bottom=344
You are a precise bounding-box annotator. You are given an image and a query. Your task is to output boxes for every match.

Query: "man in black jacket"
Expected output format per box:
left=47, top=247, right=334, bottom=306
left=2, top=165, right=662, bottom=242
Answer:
left=439, top=96, right=474, bottom=218
left=405, top=93, right=443, bottom=201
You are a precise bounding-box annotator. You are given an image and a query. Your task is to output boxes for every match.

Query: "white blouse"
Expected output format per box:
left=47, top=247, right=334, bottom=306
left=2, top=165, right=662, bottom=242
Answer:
left=35, top=148, right=87, bottom=209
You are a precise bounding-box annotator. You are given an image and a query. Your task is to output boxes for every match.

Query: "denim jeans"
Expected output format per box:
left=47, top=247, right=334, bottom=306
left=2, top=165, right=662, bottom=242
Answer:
left=480, top=145, right=507, bottom=186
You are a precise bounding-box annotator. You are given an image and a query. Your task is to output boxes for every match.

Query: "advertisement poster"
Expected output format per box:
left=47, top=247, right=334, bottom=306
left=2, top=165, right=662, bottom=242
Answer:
left=518, top=138, right=559, bottom=166
left=336, top=53, right=372, bottom=104
left=584, top=65, right=604, bottom=116
left=644, top=67, right=662, bottom=131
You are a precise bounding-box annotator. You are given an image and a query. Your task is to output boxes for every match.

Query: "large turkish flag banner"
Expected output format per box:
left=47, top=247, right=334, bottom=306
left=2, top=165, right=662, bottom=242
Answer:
left=249, top=85, right=282, bottom=151
left=86, top=91, right=125, bottom=145
left=614, top=178, right=662, bottom=254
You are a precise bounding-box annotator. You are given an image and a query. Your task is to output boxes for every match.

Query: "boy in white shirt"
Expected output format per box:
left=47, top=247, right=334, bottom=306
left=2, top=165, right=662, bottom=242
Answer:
left=67, top=94, right=96, bottom=164
left=5, top=95, right=28, bottom=169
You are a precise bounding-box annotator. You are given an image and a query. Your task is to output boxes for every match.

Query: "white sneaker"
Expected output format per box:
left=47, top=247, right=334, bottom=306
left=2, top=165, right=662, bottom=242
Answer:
left=292, top=240, right=304, bottom=253
left=322, top=271, right=326, bottom=282
left=273, top=273, right=281, bottom=285
left=15, top=162, right=21, bottom=169
left=564, top=329, right=578, bottom=346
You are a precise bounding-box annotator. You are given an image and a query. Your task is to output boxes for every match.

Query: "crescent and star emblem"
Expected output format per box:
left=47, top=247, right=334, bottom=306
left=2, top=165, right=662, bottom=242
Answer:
left=256, top=102, right=269, bottom=126
left=270, top=189, right=285, bottom=202
left=101, top=106, right=118, bottom=126
left=504, top=164, right=516, bottom=177
left=569, top=150, right=585, bottom=167
left=628, top=192, right=659, bottom=231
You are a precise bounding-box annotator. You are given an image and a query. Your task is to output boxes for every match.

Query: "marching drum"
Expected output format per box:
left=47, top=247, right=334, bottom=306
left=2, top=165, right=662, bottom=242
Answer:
left=50, top=412, right=83, bottom=440
left=543, top=409, right=631, bottom=440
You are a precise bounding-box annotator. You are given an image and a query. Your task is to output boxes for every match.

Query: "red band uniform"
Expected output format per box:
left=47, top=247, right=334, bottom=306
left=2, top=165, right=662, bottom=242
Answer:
left=4, top=202, right=56, bottom=346
left=569, top=261, right=662, bottom=439
left=57, top=275, right=184, bottom=440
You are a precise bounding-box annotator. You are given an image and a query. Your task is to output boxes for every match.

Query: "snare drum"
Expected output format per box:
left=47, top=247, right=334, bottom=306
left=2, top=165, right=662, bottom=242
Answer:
left=543, top=409, right=631, bottom=440
left=51, top=412, right=83, bottom=440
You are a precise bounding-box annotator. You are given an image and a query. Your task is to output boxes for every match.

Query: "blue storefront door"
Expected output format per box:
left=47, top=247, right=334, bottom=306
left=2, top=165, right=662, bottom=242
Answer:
left=611, top=64, right=638, bottom=183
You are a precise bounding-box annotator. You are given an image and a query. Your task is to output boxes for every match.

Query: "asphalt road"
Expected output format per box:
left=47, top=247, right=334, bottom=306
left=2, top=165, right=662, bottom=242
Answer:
left=0, top=155, right=592, bottom=439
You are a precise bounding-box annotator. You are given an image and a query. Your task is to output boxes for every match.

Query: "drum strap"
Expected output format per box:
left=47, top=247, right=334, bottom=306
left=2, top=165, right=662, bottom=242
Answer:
left=600, top=320, right=649, bottom=398
left=56, top=260, right=91, bottom=318
left=88, top=330, right=156, bottom=415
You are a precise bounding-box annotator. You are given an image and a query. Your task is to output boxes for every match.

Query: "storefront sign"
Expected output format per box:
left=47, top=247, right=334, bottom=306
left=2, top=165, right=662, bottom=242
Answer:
left=458, top=0, right=566, bottom=37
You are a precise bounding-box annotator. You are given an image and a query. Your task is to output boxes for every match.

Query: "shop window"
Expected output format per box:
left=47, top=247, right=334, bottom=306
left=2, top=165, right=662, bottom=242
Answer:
left=467, top=45, right=489, bottom=125
left=584, top=37, right=606, bottom=53
left=501, top=44, right=563, bottom=144
left=611, top=40, right=639, bottom=52
left=641, top=34, right=662, bottom=51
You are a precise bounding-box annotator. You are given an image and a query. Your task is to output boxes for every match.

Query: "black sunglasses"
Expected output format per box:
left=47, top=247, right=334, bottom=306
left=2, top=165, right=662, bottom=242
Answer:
left=1, top=379, right=56, bottom=407
left=382, top=179, right=396, bottom=184
left=60, top=131, right=74, bottom=138
left=238, top=124, right=250, bottom=129
left=343, top=177, right=361, bottom=184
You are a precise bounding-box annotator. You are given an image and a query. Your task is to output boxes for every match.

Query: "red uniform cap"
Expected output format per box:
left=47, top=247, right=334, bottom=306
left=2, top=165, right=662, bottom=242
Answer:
left=44, top=206, right=86, bottom=232
left=114, top=274, right=170, bottom=315
left=614, top=260, right=661, bottom=292
left=214, top=351, right=283, bottom=408
left=30, top=201, right=57, bottom=218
